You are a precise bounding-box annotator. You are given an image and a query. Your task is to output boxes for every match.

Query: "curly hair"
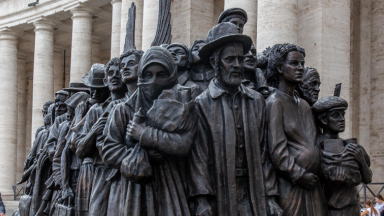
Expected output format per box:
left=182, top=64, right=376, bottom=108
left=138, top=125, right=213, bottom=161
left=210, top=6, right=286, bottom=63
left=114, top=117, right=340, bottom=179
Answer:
left=105, top=57, right=121, bottom=76
left=267, top=43, right=306, bottom=88
left=120, top=49, right=144, bottom=62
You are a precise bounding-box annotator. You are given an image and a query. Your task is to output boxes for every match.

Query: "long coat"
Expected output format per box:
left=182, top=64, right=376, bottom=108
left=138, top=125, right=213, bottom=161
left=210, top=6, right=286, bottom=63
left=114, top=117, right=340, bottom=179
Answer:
left=101, top=85, right=196, bottom=216
left=188, top=80, right=273, bottom=216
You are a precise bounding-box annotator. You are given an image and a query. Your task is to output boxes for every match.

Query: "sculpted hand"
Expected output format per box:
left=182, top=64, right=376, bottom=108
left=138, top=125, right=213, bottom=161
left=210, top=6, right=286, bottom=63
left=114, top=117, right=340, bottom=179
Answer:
left=127, top=121, right=145, bottom=141
left=62, top=187, right=74, bottom=206
left=346, top=143, right=364, bottom=164
left=92, top=117, right=107, bottom=135
left=297, top=172, right=318, bottom=190
left=195, top=196, right=213, bottom=216
left=267, top=196, right=283, bottom=216
left=147, top=149, right=164, bottom=163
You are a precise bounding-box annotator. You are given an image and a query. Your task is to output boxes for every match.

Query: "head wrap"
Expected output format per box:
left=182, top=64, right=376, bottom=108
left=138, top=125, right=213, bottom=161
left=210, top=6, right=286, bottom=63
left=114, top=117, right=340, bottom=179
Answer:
left=136, top=46, right=178, bottom=112
left=64, top=92, right=91, bottom=109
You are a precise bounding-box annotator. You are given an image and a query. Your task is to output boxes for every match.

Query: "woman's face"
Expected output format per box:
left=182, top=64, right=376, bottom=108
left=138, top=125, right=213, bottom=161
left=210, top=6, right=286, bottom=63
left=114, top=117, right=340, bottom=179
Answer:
left=140, top=63, right=171, bottom=100
left=278, top=51, right=305, bottom=85
left=375, top=197, right=382, bottom=203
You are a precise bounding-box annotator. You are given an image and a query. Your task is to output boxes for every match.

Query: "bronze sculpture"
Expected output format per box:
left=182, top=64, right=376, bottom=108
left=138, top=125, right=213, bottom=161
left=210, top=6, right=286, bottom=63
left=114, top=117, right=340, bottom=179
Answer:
left=188, top=22, right=282, bottom=216
left=266, top=43, right=328, bottom=216
left=120, top=49, right=144, bottom=98
left=35, top=100, right=54, bottom=138
left=188, top=39, right=214, bottom=92
left=218, top=7, right=247, bottom=33
left=297, top=67, right=321, bottom=106
left=102, top=46, right=196, bottom=216
left=312, top=93, right=372, bottom=216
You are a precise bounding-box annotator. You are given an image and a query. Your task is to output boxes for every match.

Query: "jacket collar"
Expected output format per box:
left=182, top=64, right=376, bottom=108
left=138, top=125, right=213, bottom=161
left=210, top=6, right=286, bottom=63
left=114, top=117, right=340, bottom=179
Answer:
left=178, top=71, right=189, bottom=85
left=208, top=78, right=254, bottom=99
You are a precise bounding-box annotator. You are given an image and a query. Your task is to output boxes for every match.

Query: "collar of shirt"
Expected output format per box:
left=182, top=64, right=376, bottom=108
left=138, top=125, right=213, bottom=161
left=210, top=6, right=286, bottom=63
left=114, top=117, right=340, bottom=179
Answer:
left=208, top=78, right=254, bottom=100
left=178, top=71, right=189, bottom=85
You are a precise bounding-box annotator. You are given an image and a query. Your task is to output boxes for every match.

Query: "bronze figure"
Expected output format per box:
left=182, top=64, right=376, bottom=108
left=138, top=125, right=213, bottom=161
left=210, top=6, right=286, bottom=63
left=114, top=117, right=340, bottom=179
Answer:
left=297, top=67, right=321, bottom=106
left=312, top=94, right=372, bottom=216
left=266, top=43, right=328, bottom=216
left=218, top=7, right=247, bottom=34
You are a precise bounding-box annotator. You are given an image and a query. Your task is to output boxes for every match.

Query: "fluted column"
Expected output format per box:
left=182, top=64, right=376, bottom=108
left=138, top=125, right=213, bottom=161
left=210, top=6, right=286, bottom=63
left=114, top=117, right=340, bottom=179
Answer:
left=257, top=0, right=298, bottom=51
left=142, top=0, right=158, bottom=50
left=31, top=18, right=56, bottom=145
left=111, top=0, right=122, bottom=57
left=0, top=28, right=19, bottom=198
left=70, top=6, right=94, bottom=82
left=224, top=0, right=257, bottom=44
left=121, top=0, right=143, bottom=52
left=16, top=51, right=27, bottom=181
left=53, top=47, right=64, bottom=95
left=91, top=35, right=102, bottom=64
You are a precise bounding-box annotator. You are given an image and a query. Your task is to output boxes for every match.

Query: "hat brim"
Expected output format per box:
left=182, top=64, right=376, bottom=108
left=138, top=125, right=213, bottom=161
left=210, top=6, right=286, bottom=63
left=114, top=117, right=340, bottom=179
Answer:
left=63, top=88, right=90, bottom=92
left=82, top=74, right=108, bottom=88
left=199, top=34, right=252, bottom=63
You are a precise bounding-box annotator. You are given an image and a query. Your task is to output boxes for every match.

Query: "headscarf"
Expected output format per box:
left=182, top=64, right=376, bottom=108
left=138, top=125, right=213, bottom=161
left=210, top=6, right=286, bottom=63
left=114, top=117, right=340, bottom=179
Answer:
left=136, top=46, right=178, bottom=112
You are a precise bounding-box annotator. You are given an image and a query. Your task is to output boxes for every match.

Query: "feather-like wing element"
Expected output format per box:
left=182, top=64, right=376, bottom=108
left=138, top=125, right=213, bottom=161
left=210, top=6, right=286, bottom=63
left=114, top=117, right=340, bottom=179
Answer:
left=124, top=2, right=136, bottom=52
left=151, top=0, right=172, bottom=47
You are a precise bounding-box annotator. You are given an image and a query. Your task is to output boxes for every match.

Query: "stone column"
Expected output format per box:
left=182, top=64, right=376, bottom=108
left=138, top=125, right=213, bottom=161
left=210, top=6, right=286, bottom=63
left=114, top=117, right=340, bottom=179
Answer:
left=53, top=47, right=64, bottom=95
left=111, top=0, right=122, bottom=58
left=0, top=28, right=19, bottom=198
left=370, top=0, right=384, bottom=182
left=121, top=0, right=143, bottom=52
left=224, top=0, right=257, bottom=44
left=142, top=0, right=158, bottom=50
left=91, top=35, right=102, bottom=64
left=257, top=0, right=298, bottom=51
left=31, top=18, right=56, bottom=144
left=26, top=76, right=33, bottom=151
left=70, top=6, right=94, bottom=82
left=16, top=51, right=27, bottom=181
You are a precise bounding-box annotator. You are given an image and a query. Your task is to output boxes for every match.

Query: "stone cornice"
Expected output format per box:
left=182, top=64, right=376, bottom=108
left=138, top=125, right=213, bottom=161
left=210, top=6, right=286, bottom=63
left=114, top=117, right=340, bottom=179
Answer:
left=28, top=16, right=61, bottom=32
left=0, top=27, right=21, bottom=41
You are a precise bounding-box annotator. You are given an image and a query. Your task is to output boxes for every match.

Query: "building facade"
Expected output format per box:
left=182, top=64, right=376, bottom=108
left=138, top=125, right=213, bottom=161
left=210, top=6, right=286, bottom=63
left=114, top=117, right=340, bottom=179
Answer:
left=0, top=0, right=382, bottom=199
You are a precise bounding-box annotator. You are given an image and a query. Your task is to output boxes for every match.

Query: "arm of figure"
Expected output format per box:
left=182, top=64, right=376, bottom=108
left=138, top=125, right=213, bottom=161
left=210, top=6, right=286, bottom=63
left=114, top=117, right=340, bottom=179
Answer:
left=61, top=142, right=74, bottom=204
left=266, top=100, right=317, bottom=189
left=347, top=144, right=373, bottom=184
left=101, top=104, right=133, bottom=169
left=361, top=209, right=368, bottom=216
left=51, top=130, right=67, bottom=187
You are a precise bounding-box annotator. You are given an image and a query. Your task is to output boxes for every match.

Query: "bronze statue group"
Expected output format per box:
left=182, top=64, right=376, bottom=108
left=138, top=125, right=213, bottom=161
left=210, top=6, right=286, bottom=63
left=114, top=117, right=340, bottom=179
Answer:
left=15, top=7, right=372, bottom=216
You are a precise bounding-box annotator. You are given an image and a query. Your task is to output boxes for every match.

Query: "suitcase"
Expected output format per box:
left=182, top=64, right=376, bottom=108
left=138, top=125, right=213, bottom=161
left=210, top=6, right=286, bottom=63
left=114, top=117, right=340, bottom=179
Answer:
left=54, top=198, right=74, bottom=216
left=18, top=195, right=32, bottom=216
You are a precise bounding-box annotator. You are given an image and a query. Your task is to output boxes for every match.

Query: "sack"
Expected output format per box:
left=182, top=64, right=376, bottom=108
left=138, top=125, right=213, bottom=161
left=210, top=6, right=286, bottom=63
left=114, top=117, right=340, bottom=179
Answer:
left=55, top=203, right=74, bottom=216
left=18, top=195, right=32, bottom=216
left=120, top=144, right=153, bottom=183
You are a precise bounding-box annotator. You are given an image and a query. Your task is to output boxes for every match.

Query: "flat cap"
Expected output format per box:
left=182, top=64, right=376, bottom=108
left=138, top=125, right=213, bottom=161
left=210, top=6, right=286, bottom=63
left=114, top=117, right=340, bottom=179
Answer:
left=312, top=96, right=348, bottom=113
left=218, top=8, right=248, bottom=24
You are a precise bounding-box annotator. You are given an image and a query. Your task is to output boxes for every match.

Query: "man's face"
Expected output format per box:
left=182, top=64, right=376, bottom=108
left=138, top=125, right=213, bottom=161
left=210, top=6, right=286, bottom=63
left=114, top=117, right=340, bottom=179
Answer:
left=42, top=105, right=49, bottom=118
left=302, top=73, right=321, bottom=105
left=105, top=64, right=124, bottom=92
left=324, top=109, right=345, bottom=133
left=168, top=46, right=188, bottom=69
left=120, top=55, right=139, bottom=84
left=55, top=94, right=68, bottom=116
left=90, top=87, right=110, bottom=104
left=279, top=51, right=305, bottom=85
left=228, top=17, right=245, bottom=34
left=219, top=43, right=244, bottom=87
left=191, top=42, right=206, bottom=64
left=66, top=106, right=75, bottom=122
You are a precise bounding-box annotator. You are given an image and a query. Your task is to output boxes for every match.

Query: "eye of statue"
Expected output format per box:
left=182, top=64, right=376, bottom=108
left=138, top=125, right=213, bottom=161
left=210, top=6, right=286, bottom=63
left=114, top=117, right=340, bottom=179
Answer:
left=144, top=72, right=153, bottom=79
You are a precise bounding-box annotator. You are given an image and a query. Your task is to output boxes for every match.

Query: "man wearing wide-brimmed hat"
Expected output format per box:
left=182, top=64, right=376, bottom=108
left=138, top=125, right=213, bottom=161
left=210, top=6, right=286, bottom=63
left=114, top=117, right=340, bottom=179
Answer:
left=63, top=82, right=90, bottom=96
left=188, top=22, right=282, bottom=216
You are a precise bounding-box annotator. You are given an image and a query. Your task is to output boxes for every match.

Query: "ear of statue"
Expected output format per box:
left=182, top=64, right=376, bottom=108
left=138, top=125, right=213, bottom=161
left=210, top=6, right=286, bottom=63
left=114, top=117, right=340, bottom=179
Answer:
left=318, top=113, right=328, bottom=127
left=209, top=56, right=215, bottom=70
left=103, top=78, right=108, bottom=85
left=277, top=65, right=283, bottom=75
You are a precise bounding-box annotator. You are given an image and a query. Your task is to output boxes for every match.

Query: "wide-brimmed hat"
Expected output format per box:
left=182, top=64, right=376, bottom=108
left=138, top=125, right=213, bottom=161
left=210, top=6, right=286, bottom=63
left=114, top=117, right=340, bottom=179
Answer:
left=63, top=82, right=90, bottom=92
left=218, top=8, right=248, bottom=24
left=199, top=22, right=252, bottom=63
left=82, top=63, right=107, bottom=88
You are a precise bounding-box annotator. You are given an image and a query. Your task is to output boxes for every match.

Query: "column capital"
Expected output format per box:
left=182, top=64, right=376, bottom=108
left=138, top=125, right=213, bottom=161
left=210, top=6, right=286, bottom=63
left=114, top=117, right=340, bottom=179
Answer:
left=0, top=27, right=20, bottom=41
left=29, top=17, right=61, bottom=32
left=111, top=0, right=122, bottom=5
left=64, top=2, right=100, bottom=19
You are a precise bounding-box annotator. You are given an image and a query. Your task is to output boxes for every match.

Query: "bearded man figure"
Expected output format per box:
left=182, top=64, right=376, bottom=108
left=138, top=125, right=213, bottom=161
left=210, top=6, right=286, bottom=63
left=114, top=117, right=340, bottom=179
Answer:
left=187, top=22, right=282, bottom=216
left=297, top=67, right=321, bottom=106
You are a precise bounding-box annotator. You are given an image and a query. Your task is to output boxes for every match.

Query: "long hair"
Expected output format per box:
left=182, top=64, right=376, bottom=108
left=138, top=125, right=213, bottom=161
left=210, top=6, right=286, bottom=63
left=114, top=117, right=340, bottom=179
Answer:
left=376, top=195, right=384, bottom=201
left=366, top=201, right=378, bottom=216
